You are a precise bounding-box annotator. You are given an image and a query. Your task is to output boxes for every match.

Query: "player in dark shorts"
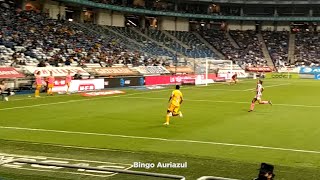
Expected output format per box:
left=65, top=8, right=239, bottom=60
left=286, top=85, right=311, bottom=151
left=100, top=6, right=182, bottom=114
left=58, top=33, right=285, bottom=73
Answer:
left=0, top=81, right=15, bottom=101
left=230, top=73, right=238, bottom=85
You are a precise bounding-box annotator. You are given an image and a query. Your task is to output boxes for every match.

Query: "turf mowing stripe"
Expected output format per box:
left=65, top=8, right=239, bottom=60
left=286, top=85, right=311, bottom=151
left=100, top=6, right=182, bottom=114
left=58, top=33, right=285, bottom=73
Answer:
left=123, top=97, right=320, bottom=108
left=0, top=85, right=243, bottom=111
left=0, top=89, right=172, bottom=111
left=0, top=126, right=320, bottom=154
left=2, top=94, right=320, bottom=111
left=243, top=83, right=291, bottom=91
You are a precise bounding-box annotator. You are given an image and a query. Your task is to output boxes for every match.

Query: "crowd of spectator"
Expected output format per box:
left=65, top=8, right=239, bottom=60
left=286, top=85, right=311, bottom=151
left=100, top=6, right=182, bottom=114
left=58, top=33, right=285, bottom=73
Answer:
left=3, top=2, right=320, bottom=70
left=200, top=30, right=267, bottom=67
left=262, top=31, right=289, bottom=67
left=294, top=32, right=320, bottom=67
left=1, top=5, right=175, bottom=68
left=230, top=30, right=266, bottom=67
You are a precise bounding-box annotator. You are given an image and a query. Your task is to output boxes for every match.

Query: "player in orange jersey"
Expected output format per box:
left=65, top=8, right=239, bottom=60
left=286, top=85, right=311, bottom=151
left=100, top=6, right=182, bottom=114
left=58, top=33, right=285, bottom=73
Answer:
left=35, top=71, right=42, bottom=97
left=229, top=73, right=238, bottom=85
left=164, top=85, right=183, bottom=125
left=65, top=70, right=72, bottom=94
left=46, top=71, right=55, bottom=95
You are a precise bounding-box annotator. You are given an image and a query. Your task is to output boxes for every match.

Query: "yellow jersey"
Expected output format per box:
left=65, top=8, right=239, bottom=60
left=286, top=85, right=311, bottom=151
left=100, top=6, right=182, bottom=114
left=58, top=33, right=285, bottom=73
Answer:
left=170, top=90, right=183, bottom=106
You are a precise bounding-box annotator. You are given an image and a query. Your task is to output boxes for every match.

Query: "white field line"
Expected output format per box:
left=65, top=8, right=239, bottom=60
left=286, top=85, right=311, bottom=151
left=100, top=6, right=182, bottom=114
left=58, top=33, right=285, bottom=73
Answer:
left=123, top=97, right=320, bottom=108
left=3, top=167, right=115, bottom=178
left=2, top=84, right=211, bottom=103
left=0, top=126, right=320, bottom=154
left=0, top=89, right=173, bottom=111
left=0, top=152, right=132, bottom=166
left=2, top=91, right=320, bottom=111
left=243, top=83, right=291, bottom=91
left=0, top=85, right=248, bottom=111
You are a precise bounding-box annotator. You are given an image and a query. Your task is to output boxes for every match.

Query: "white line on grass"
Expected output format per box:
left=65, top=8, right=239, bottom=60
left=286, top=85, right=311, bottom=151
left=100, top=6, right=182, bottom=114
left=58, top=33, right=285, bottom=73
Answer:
left=3, top=84, right=209, bottom=103
left=123, top=97, right=320, bottom=108
left=243, top=83, right=291, bottom=91
left=0, top=152, right=132, bottom=166
left=0, top=89, right=172, bottom=111
left=0, top=85, right=247, bottom=111
left=0, top=126, right=320, bottom=154
left=2, top=92, right=320, bottom=111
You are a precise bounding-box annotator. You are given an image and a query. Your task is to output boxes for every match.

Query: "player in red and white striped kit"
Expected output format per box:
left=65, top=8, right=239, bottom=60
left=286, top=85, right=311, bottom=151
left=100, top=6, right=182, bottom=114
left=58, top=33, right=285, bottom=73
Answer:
left=248, top=80, right=272, bottom=112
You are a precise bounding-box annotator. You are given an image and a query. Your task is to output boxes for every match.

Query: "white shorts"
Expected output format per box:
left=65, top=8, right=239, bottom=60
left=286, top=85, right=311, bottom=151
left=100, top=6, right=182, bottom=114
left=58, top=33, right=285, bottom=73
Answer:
left=255, top=94, right=262, bottom=100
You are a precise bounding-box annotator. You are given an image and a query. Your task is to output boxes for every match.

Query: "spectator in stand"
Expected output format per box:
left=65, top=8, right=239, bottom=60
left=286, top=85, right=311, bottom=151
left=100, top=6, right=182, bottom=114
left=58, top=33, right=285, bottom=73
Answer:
left=73, top=70, right=82, bottom=80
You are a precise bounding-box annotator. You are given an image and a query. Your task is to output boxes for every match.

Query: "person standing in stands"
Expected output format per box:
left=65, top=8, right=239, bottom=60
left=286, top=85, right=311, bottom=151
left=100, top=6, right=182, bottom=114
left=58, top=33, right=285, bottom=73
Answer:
left=35, top=71, right=42, bottom=98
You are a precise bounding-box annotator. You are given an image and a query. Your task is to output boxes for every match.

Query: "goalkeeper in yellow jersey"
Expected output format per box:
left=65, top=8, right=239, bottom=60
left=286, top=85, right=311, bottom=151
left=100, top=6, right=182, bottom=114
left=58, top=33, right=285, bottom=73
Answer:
left=164, top=85, right=183, bottom=125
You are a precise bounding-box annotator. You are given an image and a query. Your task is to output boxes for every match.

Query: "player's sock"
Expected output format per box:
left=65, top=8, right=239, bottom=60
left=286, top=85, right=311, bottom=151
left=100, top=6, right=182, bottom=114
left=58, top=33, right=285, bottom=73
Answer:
left=259, top=101, right=269, bottom=104
left=165, top=115, right=170, bottom=125
left=179, top=111, right=183, bottom=117
left=35, top=89, right=40, bottom=97
left=250, top=103, right=255, bottom=110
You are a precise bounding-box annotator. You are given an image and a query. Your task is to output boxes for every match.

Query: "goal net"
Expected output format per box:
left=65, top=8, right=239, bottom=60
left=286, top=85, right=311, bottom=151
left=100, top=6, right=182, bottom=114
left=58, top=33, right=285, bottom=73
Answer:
left=194, top=58, right=233, bottom=86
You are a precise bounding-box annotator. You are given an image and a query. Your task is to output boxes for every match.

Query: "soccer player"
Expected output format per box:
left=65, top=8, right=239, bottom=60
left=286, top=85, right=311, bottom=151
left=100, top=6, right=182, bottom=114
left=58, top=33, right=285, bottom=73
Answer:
left=164, top=85, right=183, bottom=125
left=65, top=70, right=72, bottom=94
left=47, top=71, right=55, bottom=95
left=35, top=71, right=42, bottom=97
left=0, top=80, right=14, bottom=101
left=248, top=80, right=272, bottom=112
left=229, top=73, right=238, bottom=85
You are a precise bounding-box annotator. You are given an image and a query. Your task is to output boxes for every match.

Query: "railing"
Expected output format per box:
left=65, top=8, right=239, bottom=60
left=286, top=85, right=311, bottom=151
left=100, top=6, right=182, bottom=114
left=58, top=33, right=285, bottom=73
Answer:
left=61, top=0, right=320, bottom=21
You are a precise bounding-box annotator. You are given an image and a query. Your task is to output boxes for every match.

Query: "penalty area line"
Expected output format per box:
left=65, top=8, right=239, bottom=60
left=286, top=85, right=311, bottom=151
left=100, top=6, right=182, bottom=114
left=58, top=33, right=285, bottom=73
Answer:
left=0, top=126, right=319, bottom=155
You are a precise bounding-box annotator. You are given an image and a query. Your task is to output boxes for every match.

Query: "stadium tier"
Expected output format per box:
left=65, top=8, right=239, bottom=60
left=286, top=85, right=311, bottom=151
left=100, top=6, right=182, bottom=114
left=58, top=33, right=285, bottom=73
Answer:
left=1, top=0, right=320, bottom=180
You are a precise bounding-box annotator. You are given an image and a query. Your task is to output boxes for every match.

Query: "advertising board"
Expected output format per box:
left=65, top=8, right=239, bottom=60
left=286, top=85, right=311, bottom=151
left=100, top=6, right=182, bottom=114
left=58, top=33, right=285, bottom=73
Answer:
left=104, top=77, right=145, bottom=88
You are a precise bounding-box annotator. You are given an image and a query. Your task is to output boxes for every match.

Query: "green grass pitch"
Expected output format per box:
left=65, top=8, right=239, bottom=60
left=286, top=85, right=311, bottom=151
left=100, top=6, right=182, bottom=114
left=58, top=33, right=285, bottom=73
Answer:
left=1, top=79, right=320, bottom=180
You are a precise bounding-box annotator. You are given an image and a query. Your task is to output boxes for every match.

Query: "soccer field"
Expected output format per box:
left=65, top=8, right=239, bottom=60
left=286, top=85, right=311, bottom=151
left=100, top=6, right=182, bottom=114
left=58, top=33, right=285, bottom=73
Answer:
left=1, top=79, right=320, bottom=180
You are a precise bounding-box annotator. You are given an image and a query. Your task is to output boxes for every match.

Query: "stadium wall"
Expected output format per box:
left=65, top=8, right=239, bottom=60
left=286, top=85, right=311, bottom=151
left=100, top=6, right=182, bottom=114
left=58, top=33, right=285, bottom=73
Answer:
left=95, top=10, right=125, bottom=27
left=160, top=17, right=189, bottom=31
left=275, top=22, right=290, bottom=31
left=241, top=21, right=255, bottom=30
left=261, top=22, right=275, bottom=31
left=95, top=10, right=112, bottom=26
left=227, top=21, right=241, bottom=30
left=43, top=0, right=66, bottom=20
left=112, top=12, right=125, bottom=27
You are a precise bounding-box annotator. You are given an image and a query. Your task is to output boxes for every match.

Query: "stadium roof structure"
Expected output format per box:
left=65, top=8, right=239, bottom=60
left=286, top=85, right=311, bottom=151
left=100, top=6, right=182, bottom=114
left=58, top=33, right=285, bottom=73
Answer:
left=185, top=0, right=320, bottom=4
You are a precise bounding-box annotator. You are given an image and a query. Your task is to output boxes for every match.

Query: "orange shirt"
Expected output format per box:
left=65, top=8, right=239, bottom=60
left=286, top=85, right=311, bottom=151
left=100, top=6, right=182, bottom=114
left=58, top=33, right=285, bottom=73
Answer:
left=36, top=75, right=42, bottom=85
left=48, top=76, right=55, bottom=84
left=65, top=75, right=72, bottom=83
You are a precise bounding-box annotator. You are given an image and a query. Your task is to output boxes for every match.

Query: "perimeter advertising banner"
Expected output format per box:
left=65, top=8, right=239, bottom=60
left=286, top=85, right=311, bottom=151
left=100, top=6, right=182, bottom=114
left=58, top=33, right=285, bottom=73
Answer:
left=145, top=74, right=225, bottom=85
left=265, top=73, right=299, bottom=79
left=93, top=67, right=138, bottom=76
left=51, top=79, right=104, bottom=92
left=24, top=67, right=90, bottom=77
left=218, top=69, right=248, bottom=79
left=0, top=67, right=25, bottom=78
left=246, top=67, right=272, bottom=72
left=299, top=67, right=320, bottom=74
left=104, top=77, right=145, bottom=88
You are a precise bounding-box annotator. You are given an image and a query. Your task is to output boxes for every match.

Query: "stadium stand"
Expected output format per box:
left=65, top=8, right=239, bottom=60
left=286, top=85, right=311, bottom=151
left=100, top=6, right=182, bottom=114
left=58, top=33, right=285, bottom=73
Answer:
left=262, top=31, right=289, bottom=67
left=294, top=31, right=320, bottom=67
left=167, top=31, right=216, bottom=58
